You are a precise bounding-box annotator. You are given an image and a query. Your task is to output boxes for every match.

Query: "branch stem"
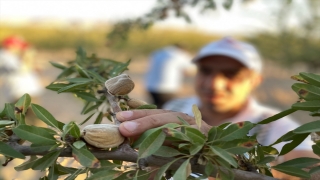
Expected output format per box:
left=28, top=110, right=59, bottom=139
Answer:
left=103, top=88, right=122, bottom=125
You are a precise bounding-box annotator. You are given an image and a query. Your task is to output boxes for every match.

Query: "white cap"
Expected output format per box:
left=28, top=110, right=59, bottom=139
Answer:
left=192, top=37, right=263, bottom=73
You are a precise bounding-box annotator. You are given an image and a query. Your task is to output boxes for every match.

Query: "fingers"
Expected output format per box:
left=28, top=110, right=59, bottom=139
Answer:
left=117, top=110, right=196, bottom=137
left=116, top=109, right=172, bottom=121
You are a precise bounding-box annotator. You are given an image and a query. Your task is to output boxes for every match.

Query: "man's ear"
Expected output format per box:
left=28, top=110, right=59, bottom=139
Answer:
left=251, top=73, right=262, bottom=89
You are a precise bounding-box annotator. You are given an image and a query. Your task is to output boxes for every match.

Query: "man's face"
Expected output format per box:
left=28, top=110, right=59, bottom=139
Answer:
left=195, top=55, right=261, bottom=113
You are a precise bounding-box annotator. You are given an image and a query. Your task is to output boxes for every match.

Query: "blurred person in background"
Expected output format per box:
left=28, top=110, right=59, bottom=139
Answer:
left=144, top=43, right=196, bottom=108
left=0, top=35, right=44, bottom=180
left=0, top=35, right=43, bottom=109
left=118, top=37, right=318, bottom=179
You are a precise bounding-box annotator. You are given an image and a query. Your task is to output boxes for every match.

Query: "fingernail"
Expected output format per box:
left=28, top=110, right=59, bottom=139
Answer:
left=118, top=111, right=133, bottom=119
left=123, top=121, right=138, bottom=132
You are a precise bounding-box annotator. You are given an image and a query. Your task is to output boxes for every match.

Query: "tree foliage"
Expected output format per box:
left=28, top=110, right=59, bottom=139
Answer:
left=107, top=0, right=320, bottom=70
left=246, top=0, right=320, bottom=70
left=1, top=48, right=320, bottom=179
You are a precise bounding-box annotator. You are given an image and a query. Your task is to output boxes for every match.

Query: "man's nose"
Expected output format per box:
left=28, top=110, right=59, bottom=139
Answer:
left=208, top=73, right=227, bottom=90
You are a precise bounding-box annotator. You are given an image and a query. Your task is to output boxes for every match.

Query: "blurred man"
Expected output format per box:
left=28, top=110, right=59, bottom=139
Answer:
left=117, top=37, right=317, bottom=179
left=144, top=44, right=195, bottom=108
left=0, top=35, right=43, bottom=106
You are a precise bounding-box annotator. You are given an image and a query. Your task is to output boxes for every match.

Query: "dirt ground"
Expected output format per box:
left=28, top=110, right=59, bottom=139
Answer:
left=32, top=49, right=312, bottom=125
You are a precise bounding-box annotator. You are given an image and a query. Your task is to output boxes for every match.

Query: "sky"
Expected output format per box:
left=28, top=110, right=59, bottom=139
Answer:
left=0, top=0, right=309, bottom=35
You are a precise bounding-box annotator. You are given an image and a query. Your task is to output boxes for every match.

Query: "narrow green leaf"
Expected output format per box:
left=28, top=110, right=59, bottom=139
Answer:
left=86, top=70, right=107, bottom=83
left=48, top=164, right=59, bottom=180
left=192, top=104, right=202, bottom=129
left=72, top=146, right=100, bottom=168
left=172, top=158, right=191, bottom=180
left=204, top=161, right=215, bottom=178
left=177, top=116, right=190, bottom=125
left=189, top=144, right=204, bottom=155
left=76, top=47, right=86, bottom=61
left=109, top=59, right=131, bottom=77
left=260, top=146, right=279, bottom=155
left=5, top=103, right=16, bottom=121
left=15, top=113, right=25, bottom=125
left=215, top=156, right=233, bottom=170
left=93, top=112, right=103, bottom=124
left=15, top=93, right=31, bottom=114
left=291, top=74, right=309, bottom=84
left=30, top=144, right=57, bottom=153
left=49, top=61, right=67, bottom=70
left=13, top=125, right=57, bottom=145
left=309, top=165, right=320, bottom=175
left=133, top=123, right=180, bottom=148
left=79, top=113, right=95, bottom=125
left=134, top=170, right=151, bottom=180
left=184, top=126, right=206, bottom=144
left=257, top=156, right=275, bottom=165
left=276, top=157, right=320, bottom=168
left=86, top=169, right=120, bottom=180
left=90, top=162, right=119, bottom=175
left=292, top=83, right=320, bottom=101
left=217, top=168, right=234, bottom=180
left=114, top=170, right=150, bottom=180
left=57, top=83, right=88, bottom=93
left=63, top=121, right=81, bottom=138
left=279, top=133, right=309, bottom=155
left=293, top=120, right=320, bottom=134
left=32, top=150, right=61, bottom=170
left=65, top=167, right=86, bottom=180
left=0, top=106, right=6, bottom=117
left=312, top=143, right=320, bottom=155
left=258, top=108, right=297, bottom=124
left=218, top=121, right=254, bottom=142
left=178, top=143, right=189, bottom=149
left=83, top=103, right=102, bottom=115
left=256, top=145, right=265, bottom=160
left=270, top=131, right=296, bottom=146
left=75, top=64, right=90, bottom=78
left=0, top=120, right=14, bottom=128
left=271, top=166, right=310, bottom=178
left=49, top=143, right=61, bottom=151
left=66, top=78, right=93, bottom=84
left=31, top=104, right=62, bottom=130
left=162, top=128, right=189, bottom=141
left=14, top=155, right=38, bottom=171
left=10, top=95, right=27, bottom=123
left=46, top=83, right=70, bottom=91
left=209, top=146, right=238, bottom=168
left=73, top=140, right=86, bottom=149
left=75, top=92, right=99, bottom=102
left=292, top=101, right=320, bottom=112
left=81, top=101, right=91, bottom=114
left=208, top=126, right=223, bottom=142
left=138, top=129, right=166, bottom=158
left=300, top=72, right=320, bottom=87
left=222, top=139, right=257, bottom=155
left=57, top=66, right=75, bottom=79
left=56, top=164, right=78, bottom=174
left=219, top=122, right=232, bottom=129
left=153, top=146, right=181, bottom=157
left=154, top=157, right=183, bottom=180
left=0, top=141, right=25, bottom=159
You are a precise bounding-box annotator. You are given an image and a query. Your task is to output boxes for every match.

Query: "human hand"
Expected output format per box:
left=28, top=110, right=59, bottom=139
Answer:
left=116, top=109, right=211, bottom=138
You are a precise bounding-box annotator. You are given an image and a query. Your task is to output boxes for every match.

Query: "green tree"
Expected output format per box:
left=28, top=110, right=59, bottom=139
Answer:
left=246, top=0, right=320, bottom=71
left=1, top=48, right=320, bottom=179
